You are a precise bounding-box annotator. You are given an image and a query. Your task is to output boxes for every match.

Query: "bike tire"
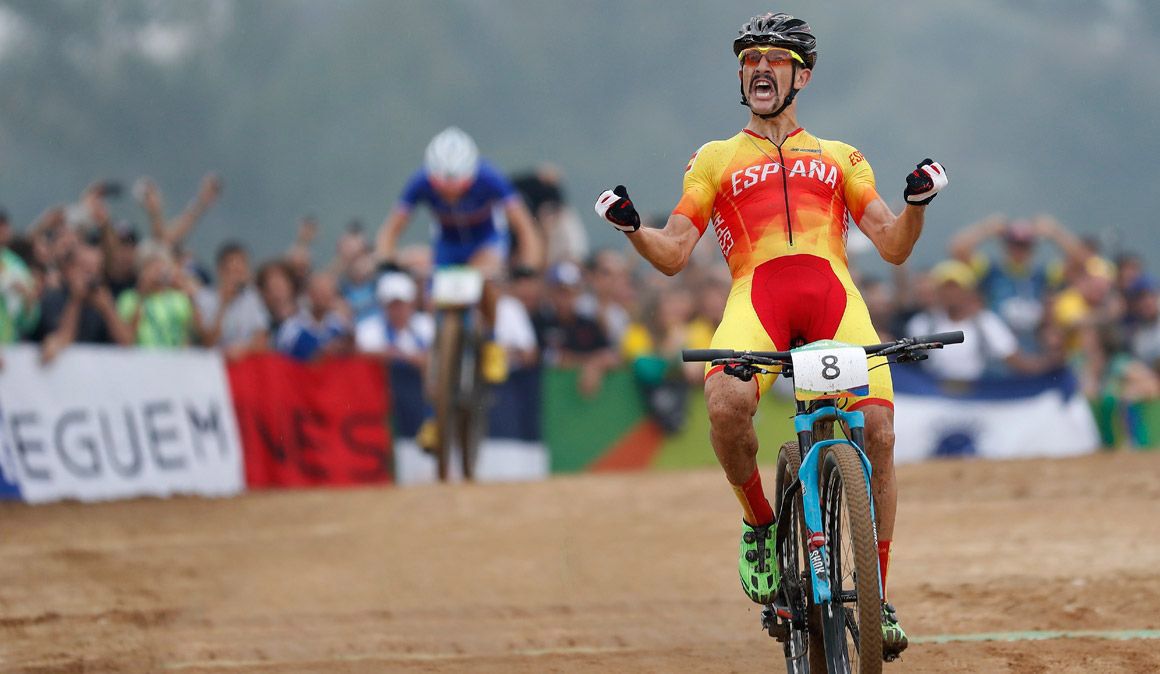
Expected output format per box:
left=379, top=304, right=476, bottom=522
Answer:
left=458, top=330, right=488, bottom=480
left=774, top=441, right=811, bottom=674
left=798, top=416, right=838, bottom=674
left=432, top=311, right=464, bottom=482
left=820, top=443, right=882, bottom=674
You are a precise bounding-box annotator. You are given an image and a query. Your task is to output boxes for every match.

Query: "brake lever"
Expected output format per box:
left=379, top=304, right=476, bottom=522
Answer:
left=877, top=343, right=909, bottom=357
left=724, top=362, right=759, bottom=382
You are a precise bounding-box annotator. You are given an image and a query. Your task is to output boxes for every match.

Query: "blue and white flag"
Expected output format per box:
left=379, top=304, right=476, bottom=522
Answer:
left=892, top=367, right=1099, bottom=463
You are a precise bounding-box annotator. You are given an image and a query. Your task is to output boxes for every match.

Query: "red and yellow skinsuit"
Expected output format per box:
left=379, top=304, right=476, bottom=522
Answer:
left=674, top=127, right=892, bottom=409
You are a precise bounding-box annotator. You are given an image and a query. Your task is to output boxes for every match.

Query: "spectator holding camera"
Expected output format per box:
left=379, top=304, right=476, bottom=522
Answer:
left=32, top=244, right=134, bottom=363
left=197, top=242, right=269, bottom=358
left=64, top=182, right=143, bottom=300
left=116, top=248, right=202, bottom=348
left=99, top=221, right=143, bottom=298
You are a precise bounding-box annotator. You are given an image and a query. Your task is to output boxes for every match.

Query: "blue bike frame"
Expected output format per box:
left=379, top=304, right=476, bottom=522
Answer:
left=792, top=405, right=880, bottom=606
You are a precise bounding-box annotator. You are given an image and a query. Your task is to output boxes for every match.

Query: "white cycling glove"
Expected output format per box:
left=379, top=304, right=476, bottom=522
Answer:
left=903, top=159, right=948, bottom=206
left=594, top=185, right=641, bottom=233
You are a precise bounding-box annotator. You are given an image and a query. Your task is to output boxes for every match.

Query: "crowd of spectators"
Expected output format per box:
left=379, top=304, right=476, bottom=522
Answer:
left=854, top=214, right=1159, bottom=447
left=0, top=171, right=1156, bottom=447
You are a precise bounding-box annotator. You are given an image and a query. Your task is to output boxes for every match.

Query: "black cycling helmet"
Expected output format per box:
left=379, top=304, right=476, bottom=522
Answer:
left=733, top=12, right=817, bottom=70
left=734, top=12, right=817, bottom=119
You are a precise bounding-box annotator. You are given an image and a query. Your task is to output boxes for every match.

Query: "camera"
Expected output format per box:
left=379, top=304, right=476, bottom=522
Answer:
left=82, top=228, right=104, bottom=247
left=96, top=181, right=123, bottom=199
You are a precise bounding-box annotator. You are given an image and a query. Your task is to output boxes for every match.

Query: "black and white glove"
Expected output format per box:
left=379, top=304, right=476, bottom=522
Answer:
left=903, top=159, right=948, bottom=206
left=594, top=185, right=641, bottom=233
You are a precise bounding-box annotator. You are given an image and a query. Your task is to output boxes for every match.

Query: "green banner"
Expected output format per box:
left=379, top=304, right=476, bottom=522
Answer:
left=542, top=366, right=799, bottom=473
left=542, top=368, right=647, bottom=473
left=654, top=390, right=797, bottom=470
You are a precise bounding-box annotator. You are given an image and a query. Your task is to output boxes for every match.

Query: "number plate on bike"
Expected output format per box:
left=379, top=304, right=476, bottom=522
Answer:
left=789, top=340, right=870, bottom=401
left=431, top=267, right=484, bottom=307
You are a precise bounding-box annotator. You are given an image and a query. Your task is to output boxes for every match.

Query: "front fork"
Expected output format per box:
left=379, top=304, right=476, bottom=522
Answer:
left=792, top=407, right=878, bottom=605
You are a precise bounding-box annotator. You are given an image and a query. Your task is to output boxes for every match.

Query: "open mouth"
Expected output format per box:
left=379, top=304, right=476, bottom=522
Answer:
left=751, top=77, right=776, bottom=102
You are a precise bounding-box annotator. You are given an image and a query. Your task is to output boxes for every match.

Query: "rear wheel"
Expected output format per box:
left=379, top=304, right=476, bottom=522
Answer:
left=431, top=311, right=464, bottom=482
left=820, top=443, right=882, bottom=674
left=774, top=441, right=810, bottom=673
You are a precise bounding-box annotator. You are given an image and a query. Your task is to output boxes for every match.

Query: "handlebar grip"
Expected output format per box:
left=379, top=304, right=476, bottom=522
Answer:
left=682, top=349, right=736, bottom=362
left=913, top=331, right=965, bottom=345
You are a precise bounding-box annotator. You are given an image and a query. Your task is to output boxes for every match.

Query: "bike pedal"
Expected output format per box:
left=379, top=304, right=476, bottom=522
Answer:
left=762, top=602, right=796, bottom=642
left=761, top=609, right=790, bottom=642
left=760, top=607, right=774, bottom=629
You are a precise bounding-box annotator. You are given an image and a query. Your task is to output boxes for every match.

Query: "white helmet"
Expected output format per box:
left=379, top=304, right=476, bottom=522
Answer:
left=424, top=127, right=479, bottom=183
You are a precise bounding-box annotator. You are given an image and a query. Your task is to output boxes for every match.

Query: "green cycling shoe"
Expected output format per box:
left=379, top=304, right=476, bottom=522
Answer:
left=738, top=520, right=779, bottom=604
left=882, top=602, right=909, bottom=661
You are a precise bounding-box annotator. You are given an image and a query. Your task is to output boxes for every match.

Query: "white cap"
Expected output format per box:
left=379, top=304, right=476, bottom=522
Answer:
left=376, top=272, right=417, bottom=304
left=547, top=261, right=583, bottom=287
left=424, top=127, right=480, bottom=182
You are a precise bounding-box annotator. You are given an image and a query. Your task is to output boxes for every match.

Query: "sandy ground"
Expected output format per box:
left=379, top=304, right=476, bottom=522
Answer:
left=0, top=451, right=1158, bottom=673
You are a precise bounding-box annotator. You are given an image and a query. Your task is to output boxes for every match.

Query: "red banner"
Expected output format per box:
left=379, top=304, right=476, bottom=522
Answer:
left=228, top=354, right=392, bottom=487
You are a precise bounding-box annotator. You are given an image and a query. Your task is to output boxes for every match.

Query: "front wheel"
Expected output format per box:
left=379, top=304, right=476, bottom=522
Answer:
left=430, top=311, right=465, bottom=482
left=457, top=329, right=488, bottom=480
left=819, top=443, right=882, bottom=674
left=774, top=441, right=810, bottom=673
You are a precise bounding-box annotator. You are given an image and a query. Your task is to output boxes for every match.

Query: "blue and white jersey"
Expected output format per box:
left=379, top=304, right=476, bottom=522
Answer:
left=354, top=311, right=435, bottom=357
left=397, top=159, right=519, bottom=251
left=275, top=309, right=350, bottom=361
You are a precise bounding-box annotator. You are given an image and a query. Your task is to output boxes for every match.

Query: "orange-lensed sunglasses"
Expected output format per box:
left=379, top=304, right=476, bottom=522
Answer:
left=737, top=45, right=804, bottom=67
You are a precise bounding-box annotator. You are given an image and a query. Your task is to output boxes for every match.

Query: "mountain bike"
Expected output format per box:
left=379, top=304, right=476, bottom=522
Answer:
left=683, top=331, right=964, bottom=674
left=428, top=266, right=490, bottom=481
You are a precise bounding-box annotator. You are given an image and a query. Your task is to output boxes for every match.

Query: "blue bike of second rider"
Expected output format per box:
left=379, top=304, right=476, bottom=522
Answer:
left=375, top=127, right=543, bottom=447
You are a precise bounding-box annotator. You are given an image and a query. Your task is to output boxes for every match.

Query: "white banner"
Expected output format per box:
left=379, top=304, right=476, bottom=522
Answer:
left=0, top=345, right=244, bottom=503
left=892, top=369, right=1099, bottom=463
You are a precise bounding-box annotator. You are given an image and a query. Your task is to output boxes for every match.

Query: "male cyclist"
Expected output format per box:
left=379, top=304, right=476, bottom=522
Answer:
left=376, top=127, right=543, bottom=446
left=595, top=12, right=947, bottom=660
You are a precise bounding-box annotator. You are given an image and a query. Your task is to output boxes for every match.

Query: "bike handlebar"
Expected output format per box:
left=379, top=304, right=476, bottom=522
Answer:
left=681, top=331, right=965, bottom=364
left=681, top=349, right=739, bottom=363
left=908, top=331, right=965, bottom=347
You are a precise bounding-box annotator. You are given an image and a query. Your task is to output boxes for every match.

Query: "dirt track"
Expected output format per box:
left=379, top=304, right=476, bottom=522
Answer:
left=1, top=451, right=1158, bottom=673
